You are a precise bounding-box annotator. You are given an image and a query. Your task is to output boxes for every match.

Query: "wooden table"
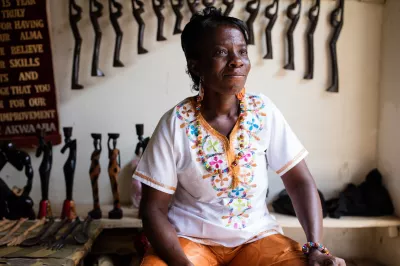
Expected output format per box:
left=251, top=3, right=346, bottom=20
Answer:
left=0, top=206, right=142, bottom=266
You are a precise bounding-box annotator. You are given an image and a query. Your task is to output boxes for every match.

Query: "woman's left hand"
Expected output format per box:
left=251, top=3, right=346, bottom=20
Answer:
left=308, top=250, right=346, bottom=266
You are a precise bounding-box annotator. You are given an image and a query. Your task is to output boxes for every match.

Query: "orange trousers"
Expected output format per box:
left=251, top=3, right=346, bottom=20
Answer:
left=140, top=234, right=307, bottom=266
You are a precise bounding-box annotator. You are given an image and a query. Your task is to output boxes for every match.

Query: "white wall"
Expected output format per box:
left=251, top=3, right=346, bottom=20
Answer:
left=375, top=0, right=400, bottom=265
left=2, top=0, right=383, bottom=211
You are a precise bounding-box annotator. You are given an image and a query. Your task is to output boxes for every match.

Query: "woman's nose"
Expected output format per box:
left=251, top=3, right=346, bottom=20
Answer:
left=229, top=56, right=244, bottom=68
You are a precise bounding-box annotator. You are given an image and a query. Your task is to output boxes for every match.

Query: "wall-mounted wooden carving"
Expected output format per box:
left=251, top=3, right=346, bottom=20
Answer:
left=284, top=0, right=301, bottom=70
left=264, top=0, right=279, bottom=59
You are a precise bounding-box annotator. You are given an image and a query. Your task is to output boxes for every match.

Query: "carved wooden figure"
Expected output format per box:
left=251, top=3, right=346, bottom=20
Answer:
left=171, top=0, right=184, bottom=34
left=264, top=0, right=279, bottom=59
left=36, top=130, right=53, bottom=219
left=327, top=0, right=344, bottom=93
left=131, top=0, right=148, bottom=54
left=109, top=0, right=124, bottom=67
left=187, top=0, right=200, bottom=15
left=202, top=0, right=215, bottom=8
left=245, top=0, right=260, bottom=45
left=108, top=134, right=123, bottom=219
left=69, top=0, right=84, bottom=89
left=90, top=0, right=105, bottom=76
left=304, top=0, right=320, bottom=79
left=88, top=134, right=102, bottom=219
left=222, top=0, right=234, bottom=16
left=284, top=0, right=301, bottom=70
left=152, top=0, right=167, bottom=41
left=60, top=127, right=77, bottom=220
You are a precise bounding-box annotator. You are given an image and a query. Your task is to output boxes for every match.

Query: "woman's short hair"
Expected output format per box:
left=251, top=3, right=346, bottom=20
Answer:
left=181, top=7, right=249, bottom=91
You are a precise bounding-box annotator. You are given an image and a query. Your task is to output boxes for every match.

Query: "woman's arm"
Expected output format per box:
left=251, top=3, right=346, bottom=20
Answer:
left=281, top=160, right=322, bottom=242
left=140, top=184, right=193, bottom=266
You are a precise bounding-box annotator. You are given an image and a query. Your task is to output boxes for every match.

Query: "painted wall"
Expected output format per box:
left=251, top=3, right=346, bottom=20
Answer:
left=375, top=0, right=400, bottom=265
left=1, top=0, right=383, bottom=212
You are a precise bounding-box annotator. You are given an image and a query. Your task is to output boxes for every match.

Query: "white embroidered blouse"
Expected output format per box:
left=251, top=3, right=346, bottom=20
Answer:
left=133, top=93, right=308, bottom=247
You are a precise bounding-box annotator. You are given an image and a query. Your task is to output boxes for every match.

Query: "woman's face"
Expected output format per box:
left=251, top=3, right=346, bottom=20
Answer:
left=196, top=25, right=251, bottom=96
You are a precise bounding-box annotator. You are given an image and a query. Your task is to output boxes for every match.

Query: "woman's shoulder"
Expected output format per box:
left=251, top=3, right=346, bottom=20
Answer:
left=243, top=92, right=276, bottom=112
left=157, top=96, right=196, bottom=128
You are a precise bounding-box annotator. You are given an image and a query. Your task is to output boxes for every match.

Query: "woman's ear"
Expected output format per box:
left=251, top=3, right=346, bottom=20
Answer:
left=188, top=59, right=200, bottom=77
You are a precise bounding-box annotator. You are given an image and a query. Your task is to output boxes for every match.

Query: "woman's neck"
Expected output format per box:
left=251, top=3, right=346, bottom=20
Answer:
left=201, top=90, right=239, bottom=119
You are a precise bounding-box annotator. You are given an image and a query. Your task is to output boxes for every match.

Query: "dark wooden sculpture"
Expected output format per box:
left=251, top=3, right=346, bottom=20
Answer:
left=327, top=0, right=344, bottom=93
left=170, top=0, right=184, bottom=34
left=284, top=0, right=301, bottom=70
left=36, top=130, right=53, bottom=219
left=131, top=0, right=148, bottom=54
left=0, top=142, right=33, bottom=197
left=187, top=0, right=200, bottom=15
left=202, top=0, right=215, bottom=7
left=304, top=0, right=320, bottom=79
left=69, top=0, right=84, bottom=89
left=108, top=134, right=123, bottom=219
left=245, top=0, right=260, bottom=45
left=0, top=178, right=35, bottom=220
left=60, top=127, right=77, bottom=220
left=109, top=0, right=124, bottom=67
left=264, top=0, right=279, bottom=59
left=152, top=0, right=167, bottom=41
left=90, top=0, right=105, bottom=77
left=88, top=133, right=102, bottom=219
left=222, top=0, right=234, bottom=16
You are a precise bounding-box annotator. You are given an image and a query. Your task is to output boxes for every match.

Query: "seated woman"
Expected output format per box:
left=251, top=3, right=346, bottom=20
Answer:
left=133, top=7, right=346, bottom=266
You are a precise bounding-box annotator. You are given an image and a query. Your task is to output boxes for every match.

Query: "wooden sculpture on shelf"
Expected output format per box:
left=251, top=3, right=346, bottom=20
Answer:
left=245, top=0, right=260, bottom=45
left=131, top=0, right=148, bottom=54
left=0, top=218, right=27, bottom=246
left=152, top=0, right=167, bottom=41
left=171, top=0, right=184, bottom=34
left=7, top=217, right=45, bottom=246
left=264, top=0, right=279, bottom=59
left=222, top=0, right=234, bottom=16
left=20, top=218, right=55, bottom=247
left=202, top=0, right=215, bottom=8
left=69, top=0, right=84, bottom=89
left=327, top=0, right=344, bottom=93
left=304, top=0, right=320, bottom=80
left=187, top=0, right=200, bottom=15
left=109, top=0, right=124, bottom=67
left=284, top=0, right=301, bottom=70
left=74, top=216, right=93, bottom=244
left=108, top=134, right=123, bottom=219
left=36, top=130, right=53, bottom=219
left=88, top=133, right=102, bottom=219
left=60, top=127, right=77, bottom=220
left=0, top=142, right=35, bottom=220
left=90, top=0, right=105, bottom=77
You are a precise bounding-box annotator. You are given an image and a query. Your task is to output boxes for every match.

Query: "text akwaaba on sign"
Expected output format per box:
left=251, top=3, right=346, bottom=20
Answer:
left=0, top=0, right=61, bottom=147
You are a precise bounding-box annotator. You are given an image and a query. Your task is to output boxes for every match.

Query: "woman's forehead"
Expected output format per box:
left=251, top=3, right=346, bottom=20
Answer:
left=205, top=25, right=247, bottom=45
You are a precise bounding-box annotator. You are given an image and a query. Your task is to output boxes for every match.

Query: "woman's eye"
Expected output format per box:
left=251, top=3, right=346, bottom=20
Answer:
left=240, top=49, right=248, bottom=55
left=216, top=50, right=227, bottom=55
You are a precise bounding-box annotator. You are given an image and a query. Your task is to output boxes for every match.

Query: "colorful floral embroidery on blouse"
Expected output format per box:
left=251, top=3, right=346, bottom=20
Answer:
left=176, top=94, right=266, bottom=229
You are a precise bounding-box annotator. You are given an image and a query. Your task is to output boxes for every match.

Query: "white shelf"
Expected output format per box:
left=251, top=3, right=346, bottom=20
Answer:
left=48, top=204, right=400, bottom=230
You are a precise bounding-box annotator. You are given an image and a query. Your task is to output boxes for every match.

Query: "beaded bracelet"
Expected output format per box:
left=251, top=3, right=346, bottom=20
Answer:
left=302, top=242, right=330, bottom=256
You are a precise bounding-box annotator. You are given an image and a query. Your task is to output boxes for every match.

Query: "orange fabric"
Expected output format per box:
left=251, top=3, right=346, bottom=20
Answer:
left=140, top=234, right=307, bottom=266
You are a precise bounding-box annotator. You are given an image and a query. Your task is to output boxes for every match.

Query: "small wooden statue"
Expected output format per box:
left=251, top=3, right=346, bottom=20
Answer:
left=60, top=127, right=77, bottom=220
left=170, top=0, right=184, bottom=34
left=88, top=134, right=102, bottom=219
left=284, top=0, right=301, bottom=70
left=108, top=133, right=123, bottom=219
left=131, top=0, right=148, bottom=54
left=187, top=0, right=200, bottom=15
left=152, top=0, right=167, bottom=41
left=202, top=0, right=215, bottom=8
left=304, top=0, right=320, bottom=80
left=36, top=130, right=53, bottom=219
left=69, top=0, right=84, bottom=89
left=90, top=0, right=105, bottom=77
left=327, top=0, right=344, bottom=93
left=264, top=0, right=279, bottom=59
left=109, top=0, right=124, bottom=67
left=245, top=0, right=260, bottom=45
left=222, top=0, right=234, bottom=16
